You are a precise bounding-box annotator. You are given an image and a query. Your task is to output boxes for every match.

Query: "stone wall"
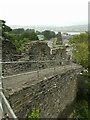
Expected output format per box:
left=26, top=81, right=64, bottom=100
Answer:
left=2, top=39, right=78, bottom=118
left=2, top=39, right=20, bottom=61
left=2, top=41, right=70, bottom=76
left=19, top=41, right=67, bottom=61
left=2, top=60, right=66, bottom=76
left=27, top=41, right=51, bottom=61
left=4, top=66, right=82, bottom=118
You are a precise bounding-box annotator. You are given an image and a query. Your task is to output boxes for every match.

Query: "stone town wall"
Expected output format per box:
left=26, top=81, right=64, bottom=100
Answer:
left=2, top=41, right=70, bottom=76
left=2, top=60, right=66, bottom=76
left=5, top=66, right=82, bottom=118
left=2, top=39, right=78, bottom=118
left=2, top=39, right=20, bottom=62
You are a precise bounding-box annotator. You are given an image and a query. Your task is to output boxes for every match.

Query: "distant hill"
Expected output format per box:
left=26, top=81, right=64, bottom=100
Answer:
left=11, top=24, right=88, bottom=32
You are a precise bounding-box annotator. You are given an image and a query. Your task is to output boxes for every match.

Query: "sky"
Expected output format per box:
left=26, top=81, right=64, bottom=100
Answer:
left=0, top=0, right=89, bottom=27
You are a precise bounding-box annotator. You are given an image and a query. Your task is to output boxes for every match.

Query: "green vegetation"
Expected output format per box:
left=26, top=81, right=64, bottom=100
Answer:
left=1, top=20, right=12, bottom=37
left=72, top=74, right=90, bottom=119
left=42, top=30, right=56, bottom=40
left=1, top=20, right=58, bottom=53
left=27, top=108, right=39, bottom=120
left=73, top=100, right=88, bottom=119
left=1, top=20, right=39, bottom=53
left=73, top=42, right=88, bottom=68
left=68, top=33, right=88, bottom=68
left=69, top=33, right=88, bottom=44
left=52, top=37, right=57, bottom=47
left=69, top=33, right=90, bottom=119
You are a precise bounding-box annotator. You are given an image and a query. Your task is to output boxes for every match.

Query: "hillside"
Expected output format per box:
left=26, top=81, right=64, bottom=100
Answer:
left=11, top=24, right=88, bottom=32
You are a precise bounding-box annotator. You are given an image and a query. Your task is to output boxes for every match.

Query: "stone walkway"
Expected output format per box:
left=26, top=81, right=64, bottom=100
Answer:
left=2, top=63, right=82, bottom=96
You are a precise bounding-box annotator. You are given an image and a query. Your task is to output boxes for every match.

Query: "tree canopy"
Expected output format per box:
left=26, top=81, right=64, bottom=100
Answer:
left=0, top=20, right=12, bottom=37
left=42, top=30, right=56, bottom=40
left=68, top=32, right=89, bottom=68
left=1, top=20, right=57, bottom=53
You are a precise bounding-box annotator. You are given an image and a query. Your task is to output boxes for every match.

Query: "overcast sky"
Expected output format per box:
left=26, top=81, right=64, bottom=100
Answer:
left=0, top=0, right=89, bottom=26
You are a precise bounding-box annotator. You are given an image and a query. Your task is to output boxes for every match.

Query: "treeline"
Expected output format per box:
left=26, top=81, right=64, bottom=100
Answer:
left=1, top=20, right=58, bottom=53
left=11, top=28, right=56, bottom=40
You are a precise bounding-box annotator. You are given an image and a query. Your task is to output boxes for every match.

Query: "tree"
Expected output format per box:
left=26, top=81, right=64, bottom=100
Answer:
left=68, top=33, right=88, bottom=68
left=42, top=30, right=56, bottom=40
left=0, top=20, right=12, bottom=37
left=36, top=30, right=41, bottom=35
left=73, top=42, right=88, bottom=68
left=11, top=28, right=25, bottom=34
left=69, top=33, right=88, bottom=44
left=21, top=31, right=38, bottom=40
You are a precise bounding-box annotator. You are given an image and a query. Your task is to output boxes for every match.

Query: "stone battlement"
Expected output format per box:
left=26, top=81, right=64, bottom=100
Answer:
left=2, top=40, right=71, bottom=76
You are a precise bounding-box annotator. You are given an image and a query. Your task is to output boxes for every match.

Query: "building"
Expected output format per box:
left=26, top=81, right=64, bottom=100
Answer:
left=37, top=35, right=44, bottom=40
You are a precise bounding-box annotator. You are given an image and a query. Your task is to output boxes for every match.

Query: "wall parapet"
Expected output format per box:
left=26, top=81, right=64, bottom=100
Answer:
left=2, top=64, right=82, bottom=118
left=2, top=60, right=71, bottom=76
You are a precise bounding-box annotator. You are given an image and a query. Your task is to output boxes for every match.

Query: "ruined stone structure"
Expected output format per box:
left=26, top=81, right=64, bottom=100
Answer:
left=2, top=64, right=82, bottom=118
left=2, top=38, right=82, bottom=118
left=56, top=32, right=63, bottom=45
left=2, top=40, right=70, bottom=76
left=2, top=39, right=20, bottom=62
